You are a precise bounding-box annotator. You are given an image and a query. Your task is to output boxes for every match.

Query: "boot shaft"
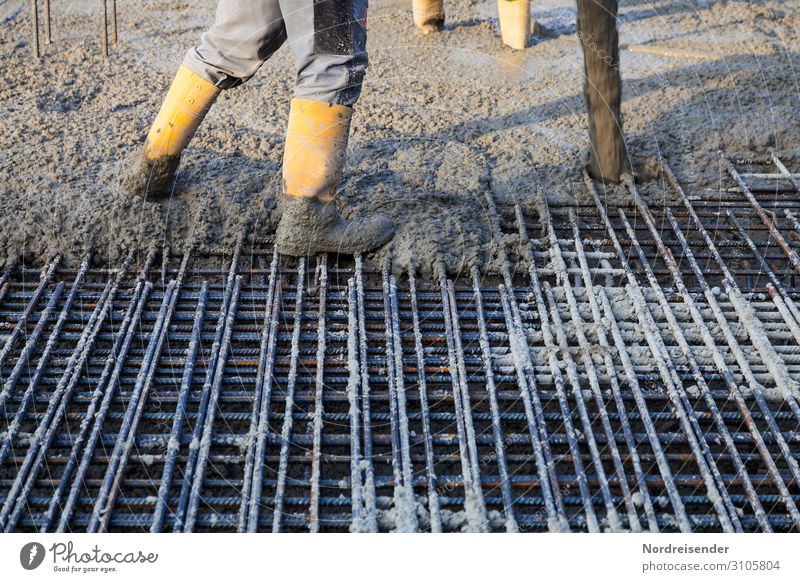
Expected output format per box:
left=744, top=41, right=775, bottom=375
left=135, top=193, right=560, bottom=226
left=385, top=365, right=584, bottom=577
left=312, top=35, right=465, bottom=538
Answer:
left=282, top=98, right=353, bottom=202
left=145, top=66, right=221, bottom=160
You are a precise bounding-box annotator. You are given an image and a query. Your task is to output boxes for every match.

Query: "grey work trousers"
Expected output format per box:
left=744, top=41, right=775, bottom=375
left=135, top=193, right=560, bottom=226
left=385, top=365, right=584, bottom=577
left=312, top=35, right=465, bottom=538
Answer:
left=183, top=0, right=369, bottom=106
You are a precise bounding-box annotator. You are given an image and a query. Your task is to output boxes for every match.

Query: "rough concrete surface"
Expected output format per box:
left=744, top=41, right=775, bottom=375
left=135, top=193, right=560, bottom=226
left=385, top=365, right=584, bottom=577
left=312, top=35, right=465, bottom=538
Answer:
left=1, top=0, right=799, bottom=276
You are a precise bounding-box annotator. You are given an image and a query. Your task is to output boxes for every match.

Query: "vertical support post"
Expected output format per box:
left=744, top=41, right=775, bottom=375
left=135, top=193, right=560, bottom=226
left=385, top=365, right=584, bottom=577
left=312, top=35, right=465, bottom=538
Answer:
left=102, top=0, right=109, bottom=56
left=44, top=0, right=51, bottom=44
left=111, top=0, right=118, bottom=44
left=576, top=0, right=628, bottom=182
left=31, top=0, right=40, bottom=59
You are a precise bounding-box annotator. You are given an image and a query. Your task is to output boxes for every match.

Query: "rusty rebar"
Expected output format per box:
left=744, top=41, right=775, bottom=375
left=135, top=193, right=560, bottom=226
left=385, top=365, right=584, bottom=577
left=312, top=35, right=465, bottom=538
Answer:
left=438, top=268, right=488, bottom=532
left=614, top=209, right=772, bottom=531
left=543, top=214, right=642, bottom=531
left=346, top=278, right=366, bottom=531
left=0, top=250, right=138, bottom=532
left=308, top=255, right=328, bottom=533
left=244, top=250, right=281, bottom=533
left=409, top=264, right=443, bottom=532
left=568, top=211, right=659, bottom=532
left=482, top=190, right=568, bottom=531
left=3, top=177, right=800, bottom=531
left=722, top=153, right=800, bottom=275
left=354, top=255, right=378, bottom=531
left=648, top=162, right=800, bottom=525
left=384, top=272, right=419, bottom=531
left=272, top=259, right=306, bottom=533
left=471, top=266, right=519, bottom=532
left=151, top=282, right=209, bottom=533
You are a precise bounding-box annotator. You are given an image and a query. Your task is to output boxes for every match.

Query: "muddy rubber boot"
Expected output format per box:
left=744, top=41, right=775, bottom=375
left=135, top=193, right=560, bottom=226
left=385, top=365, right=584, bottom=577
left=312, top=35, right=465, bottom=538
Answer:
left=275, top=99, right=394, bottom=256
left=497, top=0, right=531, bottom=50
left=120, top=66, right=220, bottom=198
left=413, top=0, right=445, bottom=34
left=118, top=153, right=182, bottom=198
left=276, top=195, right=394, bottom=256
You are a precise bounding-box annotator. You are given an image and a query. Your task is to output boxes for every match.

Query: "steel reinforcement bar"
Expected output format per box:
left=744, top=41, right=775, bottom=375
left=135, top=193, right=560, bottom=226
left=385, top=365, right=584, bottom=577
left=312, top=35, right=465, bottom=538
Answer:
left=1, top=152, right=800, bottom=532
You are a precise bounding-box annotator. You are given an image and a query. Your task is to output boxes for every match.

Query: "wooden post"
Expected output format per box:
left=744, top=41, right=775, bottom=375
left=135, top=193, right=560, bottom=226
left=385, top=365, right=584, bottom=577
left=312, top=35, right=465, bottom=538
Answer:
left=31, top=0, right=40, bottom=59
left=111, top=0, right=118, bottom=44
left=576, top=0, right=628, bottom=183
left=102, top=0, right=109, bottom=56
left=44, top=0, right=51, bottom=44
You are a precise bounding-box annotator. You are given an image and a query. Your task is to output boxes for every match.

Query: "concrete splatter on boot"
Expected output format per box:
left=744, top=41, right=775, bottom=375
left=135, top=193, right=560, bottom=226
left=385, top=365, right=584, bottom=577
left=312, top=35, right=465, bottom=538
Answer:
left=276, top=98, right=394, bottom=256
left=118, top=153, right=181, bottom=198
left=120, top=65, right=220, bottom=198
left=275, top=195, right=394, bottom=256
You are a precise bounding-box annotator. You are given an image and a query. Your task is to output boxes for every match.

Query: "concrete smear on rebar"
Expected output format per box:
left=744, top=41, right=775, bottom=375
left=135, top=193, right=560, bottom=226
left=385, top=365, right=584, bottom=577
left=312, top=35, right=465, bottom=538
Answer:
left=2, top=0, right=800, bottom=277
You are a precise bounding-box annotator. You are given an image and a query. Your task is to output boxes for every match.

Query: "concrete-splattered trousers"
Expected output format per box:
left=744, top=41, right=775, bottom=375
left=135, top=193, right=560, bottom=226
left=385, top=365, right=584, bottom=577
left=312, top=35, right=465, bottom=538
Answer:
left=182, top=0, right=369, bottom=106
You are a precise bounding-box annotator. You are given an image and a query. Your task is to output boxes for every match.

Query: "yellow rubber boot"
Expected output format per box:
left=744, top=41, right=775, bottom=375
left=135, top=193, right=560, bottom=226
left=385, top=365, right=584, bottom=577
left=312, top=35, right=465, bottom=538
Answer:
left=277, top=99, right=394, bottom=256
left=413, top=0, right=445, bottom=35
left=497, top=0, right=531, bottom=50
left=145, top=66, right=220, bottom=159
left=282, top=99, right=352, bottom=202
left=120, top=66, right=220, bottom=198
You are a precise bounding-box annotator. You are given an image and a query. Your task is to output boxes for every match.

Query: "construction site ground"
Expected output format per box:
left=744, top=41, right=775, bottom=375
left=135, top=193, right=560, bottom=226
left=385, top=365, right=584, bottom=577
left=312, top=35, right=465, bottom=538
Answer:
left=1, top=0, right=799, bottom=273
left=1, top=0, right=800, bottom=533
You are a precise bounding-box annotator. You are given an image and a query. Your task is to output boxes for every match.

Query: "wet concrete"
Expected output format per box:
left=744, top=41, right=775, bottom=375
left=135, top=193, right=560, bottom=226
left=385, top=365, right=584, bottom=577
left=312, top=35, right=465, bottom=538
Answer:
left=1, top=0, right=799, bottom=275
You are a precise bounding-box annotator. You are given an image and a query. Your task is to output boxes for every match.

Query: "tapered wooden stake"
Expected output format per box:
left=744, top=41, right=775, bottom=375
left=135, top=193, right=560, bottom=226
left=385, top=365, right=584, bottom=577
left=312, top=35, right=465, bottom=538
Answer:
left=111, top=0, right=118, bottom=44
left=576, top=0, right=629, bottom=183
left=102, top=0, right=109, bottom=56
left=44, top=0, right=51, bottom=43
left=31, top=0, right=40, bottom=58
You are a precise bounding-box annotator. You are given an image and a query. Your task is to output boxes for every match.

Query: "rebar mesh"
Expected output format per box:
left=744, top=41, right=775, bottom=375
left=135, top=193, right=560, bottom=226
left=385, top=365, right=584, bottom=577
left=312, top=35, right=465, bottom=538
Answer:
left=1, top=153, right=799, bottom=532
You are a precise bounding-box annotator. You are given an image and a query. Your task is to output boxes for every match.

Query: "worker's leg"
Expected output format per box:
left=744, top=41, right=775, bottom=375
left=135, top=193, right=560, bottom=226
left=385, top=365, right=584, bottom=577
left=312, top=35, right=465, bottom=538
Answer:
left=279, top=0, right=368, bottom=106
left=577, top=0, right=629, bottom=183
left=275, top=0, right=394, bottom=256
left=183, top=0, right=287, bottom=88
left=122, top=0, right=287, bottom=198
